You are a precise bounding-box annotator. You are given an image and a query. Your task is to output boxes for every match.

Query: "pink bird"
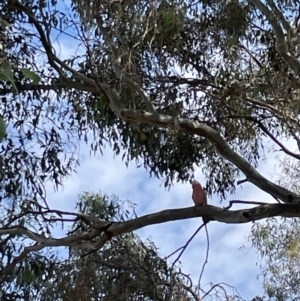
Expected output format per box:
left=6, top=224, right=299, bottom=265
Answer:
left=191, top=180, right=207, bottom=206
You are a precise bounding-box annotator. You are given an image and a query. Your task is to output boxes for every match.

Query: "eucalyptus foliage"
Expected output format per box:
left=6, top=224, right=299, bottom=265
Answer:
left=1, top=0, right=300, bottom=300
left=1, top=0, right=299, bottom=201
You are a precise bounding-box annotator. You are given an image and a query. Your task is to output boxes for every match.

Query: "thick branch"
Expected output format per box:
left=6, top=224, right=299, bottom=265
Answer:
left=248, top=0, right=300, bottom=74
left=1, top=202, right=300, bottom=277
left=105, top=106, right=299, bottom=203
left=7, top=0, right=300, bottom=204
left=2, top=203, right=300, bottom=248
left=2, top=75, right=298, bottom=203
left=106, top=203, right=300, bottom=235
left=265, top=0, right=292, bottom=33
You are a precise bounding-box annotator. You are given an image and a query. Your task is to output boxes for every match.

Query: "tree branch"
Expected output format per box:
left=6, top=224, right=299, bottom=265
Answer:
left=250, top=118, right=300, bottom=160
left=1, top=203, right=300, bottom=250
left=1, top=202, right=300, bottom=278
left=95, top=15, right=157, bottom=113
left=248, top=0, right=300, bottom=74
left=106, top=106, right=299, bottom=203
left=265, top=0, right=292, bottom=33
left=8, top=0, right=300, bottom=204
left=172, top=223, right=206, bottom=269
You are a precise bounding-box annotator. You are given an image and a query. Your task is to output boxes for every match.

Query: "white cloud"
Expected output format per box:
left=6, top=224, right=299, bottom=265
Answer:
left=43, top=132, right=298, bottom=298
left=6, top=3, right=299, bottom=298
left=29, top=12, right=300, bottom=298
left=44, top=139, right=290, bottom=299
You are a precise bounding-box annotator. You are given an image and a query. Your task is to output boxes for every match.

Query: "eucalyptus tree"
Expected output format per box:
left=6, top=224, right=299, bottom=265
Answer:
left=0, top=0, right=300, bottom=300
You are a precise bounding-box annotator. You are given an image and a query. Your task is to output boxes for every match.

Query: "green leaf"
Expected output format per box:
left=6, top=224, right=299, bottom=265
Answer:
left=0, top=60, right=18, bottom=92
left=0, top=18, right=11, bottom=28
left=20, top=68, right=41, bottom=85
left=0, top=117, right=6, bottom=142
left=21, top=268, right=35, bottom=284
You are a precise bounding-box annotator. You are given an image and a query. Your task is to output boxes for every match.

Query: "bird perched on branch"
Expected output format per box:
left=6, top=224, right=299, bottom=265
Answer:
left=191, top=180, right=207, bottom=206
left=191, top=180, right=208, bottom=224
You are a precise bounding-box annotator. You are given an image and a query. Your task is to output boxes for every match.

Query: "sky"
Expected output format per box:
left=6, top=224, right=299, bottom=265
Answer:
left=7, top=3, right=300, bottom=299
left=43, top=136, right=291, bottom=300
left=38, top=27, right=295, bottom=293
left=41, top=30, right=277, bottom=300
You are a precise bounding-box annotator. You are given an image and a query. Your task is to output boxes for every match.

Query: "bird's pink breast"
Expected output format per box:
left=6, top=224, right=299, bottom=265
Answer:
left=193, top=184, right=207, bottom=204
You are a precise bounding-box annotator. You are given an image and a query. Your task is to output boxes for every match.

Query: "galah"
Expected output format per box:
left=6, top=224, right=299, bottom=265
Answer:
left=191, top=180, right=207, bottom=206
left=191, top=180, right=208, bottom=223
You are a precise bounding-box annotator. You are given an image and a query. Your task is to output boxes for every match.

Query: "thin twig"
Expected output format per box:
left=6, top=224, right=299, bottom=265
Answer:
left=198, top=223, right=210, bottom=288
left=225, top=200, right=272, bottom=210
left=237, top=178, right=248, bottom=185
left=165, top=246, right=184, bottom=259
left=172, top=223, right=206, bottom=269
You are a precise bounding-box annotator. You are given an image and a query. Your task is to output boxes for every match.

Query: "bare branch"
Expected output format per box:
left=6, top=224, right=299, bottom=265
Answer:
left=1, top=202, right=300, bottom=279
left=253, top=119, right=300, bottom=160
left=172, top=223, right=206, bottom=269
left=225, top=200, right=271, bottom=210
left=2, top=202, right=300, bottom=252
left=237, top=178, right=248, bottom=185
left=198, top=225, right=209, bottom=288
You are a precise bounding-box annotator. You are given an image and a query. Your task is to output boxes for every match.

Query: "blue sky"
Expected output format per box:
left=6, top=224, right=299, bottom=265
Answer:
left=44, top=136, right=290, bottom=299
left=8, top=4, right=299, bottom=298
left=48, top=25, right=269, bottom=301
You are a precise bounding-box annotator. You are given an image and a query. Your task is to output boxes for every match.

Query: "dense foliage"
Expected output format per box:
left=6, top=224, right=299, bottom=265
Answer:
left=1, top=0, right=300, bottom=299
left=0, top=193, right=200, bottom=300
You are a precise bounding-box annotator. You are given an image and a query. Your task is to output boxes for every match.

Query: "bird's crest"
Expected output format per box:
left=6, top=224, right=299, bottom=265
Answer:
left=191, top=180, right=201, bottom=187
